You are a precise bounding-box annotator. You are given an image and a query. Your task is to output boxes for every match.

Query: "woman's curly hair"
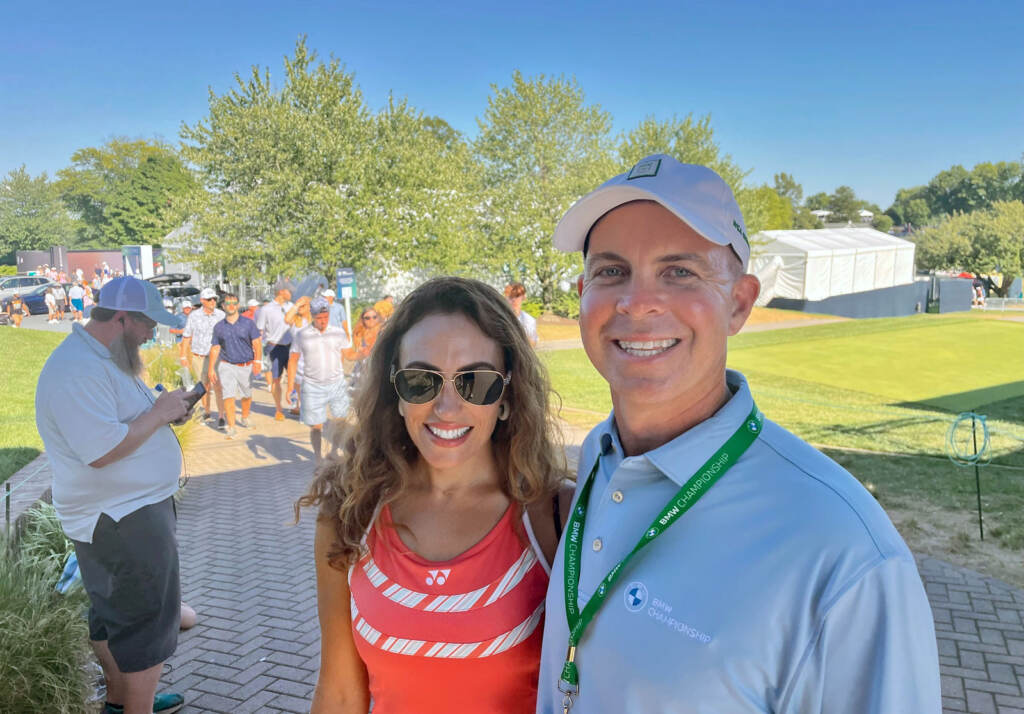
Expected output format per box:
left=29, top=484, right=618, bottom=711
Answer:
left=297, top=276, right=566, bottom=570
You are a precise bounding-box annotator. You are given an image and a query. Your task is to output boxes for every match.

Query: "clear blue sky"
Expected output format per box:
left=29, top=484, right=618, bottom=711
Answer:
left=3, top=0, right=1022, bottom=208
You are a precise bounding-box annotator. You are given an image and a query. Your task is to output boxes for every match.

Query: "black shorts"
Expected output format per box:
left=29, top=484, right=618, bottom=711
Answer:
left=269, top=342, right=291, bottom=379
left=72, top=497, right=180, bottom=673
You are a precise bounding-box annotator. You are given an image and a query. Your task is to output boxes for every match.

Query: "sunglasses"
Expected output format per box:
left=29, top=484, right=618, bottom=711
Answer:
left=223, top=300, right=239, bottom=305
left=391, top=367, right=510, bottom=406
left=363, top=314, right=379, bottom=321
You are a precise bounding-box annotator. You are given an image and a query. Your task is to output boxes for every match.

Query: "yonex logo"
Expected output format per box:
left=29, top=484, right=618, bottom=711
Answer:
left=624, top=581, right=648, bottom=612
left=425, top=569, right=451, bottom=586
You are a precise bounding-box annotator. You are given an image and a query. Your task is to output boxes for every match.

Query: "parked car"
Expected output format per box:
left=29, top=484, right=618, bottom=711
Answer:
left=147, top=273, right=200, bottom=301
left=0, top=275, right=53, bottom=302
left=0, top=282, right=54, bottom=315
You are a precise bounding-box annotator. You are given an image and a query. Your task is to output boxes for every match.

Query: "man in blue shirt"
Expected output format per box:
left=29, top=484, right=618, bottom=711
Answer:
left=537, top=155, right=941, bottom=713
left=321, top=289, right=347, bottom=331
left=208, top=293, right=262, bottom=439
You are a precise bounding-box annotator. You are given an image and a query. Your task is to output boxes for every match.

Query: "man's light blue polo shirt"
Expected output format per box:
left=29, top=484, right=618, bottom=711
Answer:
left=537, top=370, right=940, bottom=713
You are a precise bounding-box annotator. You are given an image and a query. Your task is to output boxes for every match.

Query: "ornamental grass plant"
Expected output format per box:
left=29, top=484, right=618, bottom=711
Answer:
left=0, top=509, right=91, bottom=713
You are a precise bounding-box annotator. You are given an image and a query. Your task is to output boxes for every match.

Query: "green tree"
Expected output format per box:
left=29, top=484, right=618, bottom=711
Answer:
left=914, top=201, right=1024, bottom=296
left=791, top=206, right=823, bottom=229
left=871, top=214, right=894, bottom=233
left=772, top=172, right=803, bottom=208
left=474, top=71, right=615, bottom=307
left=805, top=192, right=830, bottom=211
left=57, top=139, right=195, bottom=248
left=618, top=113, right=748, bottom=192
left=737, top=185, right=793, bottom=235
left=828, top=185, right=861, bottom=223
left=0, top=167, right=79, bottom=262
left=886, top=186, right=932, bottom=228
left=180, top=38, right=472, bottom=284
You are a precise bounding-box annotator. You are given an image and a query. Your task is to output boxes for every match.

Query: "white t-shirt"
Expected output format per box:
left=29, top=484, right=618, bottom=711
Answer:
left=35, top=323, right=183, bottom=543
left=256, top=300, right=294, bottom=345
left=517, top=310, right=538, bottom=344
left=290, top=324, right=350, bottom=384
left=68, top=285, right=85, bottom=300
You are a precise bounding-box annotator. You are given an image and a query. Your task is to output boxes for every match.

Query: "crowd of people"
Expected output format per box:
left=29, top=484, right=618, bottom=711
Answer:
left=33, top=154, right=942, bottom=714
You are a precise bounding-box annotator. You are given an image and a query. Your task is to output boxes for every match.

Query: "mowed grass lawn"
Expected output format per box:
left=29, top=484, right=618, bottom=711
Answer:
left=1, top=329, right=65, bottom=484
left=542, top=313, right=1024, bottom=551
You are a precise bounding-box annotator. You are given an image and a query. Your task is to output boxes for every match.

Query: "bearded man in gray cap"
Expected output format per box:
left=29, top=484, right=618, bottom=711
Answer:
left=287, top=297, right=352, bottom=460
left=537, top=155, right=940, bottom=713
left=36, top=276, right=192, bottom=714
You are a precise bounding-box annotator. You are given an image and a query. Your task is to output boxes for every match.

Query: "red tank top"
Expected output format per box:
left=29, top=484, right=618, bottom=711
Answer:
left=349, top=502, right=549, bottom=714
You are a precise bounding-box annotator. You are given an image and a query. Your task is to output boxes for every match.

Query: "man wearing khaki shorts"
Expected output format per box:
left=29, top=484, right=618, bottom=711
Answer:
left=179, top=287, right=224, bottom=426
left=208, top=293, right=262, bottom=439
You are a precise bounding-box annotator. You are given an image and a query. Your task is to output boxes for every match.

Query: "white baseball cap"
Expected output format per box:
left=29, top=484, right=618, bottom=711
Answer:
left=321, top=289, right=336, bottom=298
left=97, top=277, right=184, bottom=327
left=247, top=299, right=260, bottom=307
left=199, top=287, right=217, bottom=300
left=552, top=154, right=751, bottom=269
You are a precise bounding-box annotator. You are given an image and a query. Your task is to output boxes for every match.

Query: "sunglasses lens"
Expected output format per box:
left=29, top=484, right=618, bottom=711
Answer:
left=454, top=371, right=505, bottom=405
left=395, top=370, right=443, bottom=404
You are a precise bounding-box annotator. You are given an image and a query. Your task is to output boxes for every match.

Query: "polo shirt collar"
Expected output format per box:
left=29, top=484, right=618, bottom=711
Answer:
left=595, top=370, right=753, bottom=487
left=72, top=322, right=112, bottom=360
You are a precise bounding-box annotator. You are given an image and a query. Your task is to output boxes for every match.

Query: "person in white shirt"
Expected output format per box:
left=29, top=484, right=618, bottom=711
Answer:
left=255, top=287, right=294, bottom=421
left=179, top=287, right=225, bottom=425
left=504, top=282, right=539, bottom=347
left=35, top=276, right=191, bottom=714
left=287, top=297, right=351, bottom=461
left=536, top=154, right=941, bottom=713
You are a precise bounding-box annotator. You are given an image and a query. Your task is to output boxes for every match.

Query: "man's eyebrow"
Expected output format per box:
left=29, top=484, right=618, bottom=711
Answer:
left=656, top=253, right=713, bottom=267
left=586, top=251, right=626, bottom=263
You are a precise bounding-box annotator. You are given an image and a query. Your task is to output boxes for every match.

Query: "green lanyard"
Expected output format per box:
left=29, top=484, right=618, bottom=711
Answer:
left=559, top=403, right=763, bottom=710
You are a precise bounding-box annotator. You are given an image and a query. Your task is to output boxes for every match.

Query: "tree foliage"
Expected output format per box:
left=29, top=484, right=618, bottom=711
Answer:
left=56, top=139, right=195, bottom=248
left=0, top=167, right=78, bottom=262
left=914, top=201, right=1024, bottom=296
left=737, top=185, right=792, bottom=235
left=886, top=160, right=1024, bottom=228
left=474, top=71, right=615, bottom=306
left=618, top=114, right=748, bottom=191
left=180, top=38, right=472, bottom=285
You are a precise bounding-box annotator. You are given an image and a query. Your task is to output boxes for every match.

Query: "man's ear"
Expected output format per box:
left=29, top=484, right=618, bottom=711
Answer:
left=576, top=274, right=584, bottom=297
left=728, top=274, right=761, bottom=336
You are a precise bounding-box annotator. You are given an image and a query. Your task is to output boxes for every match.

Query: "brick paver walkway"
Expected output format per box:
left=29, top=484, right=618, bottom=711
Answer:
left=7, top=387, right=1024, bottom=712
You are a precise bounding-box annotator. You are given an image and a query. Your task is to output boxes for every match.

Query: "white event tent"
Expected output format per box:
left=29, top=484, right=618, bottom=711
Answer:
left=751, top=227, right=916, bottom=305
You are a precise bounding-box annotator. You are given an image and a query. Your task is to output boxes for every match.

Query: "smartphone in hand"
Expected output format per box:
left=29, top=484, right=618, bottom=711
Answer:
left=183, top=382, right=206, bottom=411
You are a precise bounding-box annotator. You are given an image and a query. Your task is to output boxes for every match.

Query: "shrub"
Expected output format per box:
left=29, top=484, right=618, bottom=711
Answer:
left=15, top=503, right=75, bottom=585
left=0, top=536, right=91, bottom=713
left=141, top=345, right=185, bottom=391
left=0, top=264, right=16, bottom=277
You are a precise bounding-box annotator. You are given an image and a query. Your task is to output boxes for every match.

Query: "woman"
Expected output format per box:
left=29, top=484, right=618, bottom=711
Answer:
left=7, top=293, right=28, bottom=327
left=299, top=277, right=570, bottom=714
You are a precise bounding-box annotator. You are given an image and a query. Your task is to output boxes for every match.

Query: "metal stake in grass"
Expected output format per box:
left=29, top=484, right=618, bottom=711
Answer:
left=946, top=412, right=990, bottom=540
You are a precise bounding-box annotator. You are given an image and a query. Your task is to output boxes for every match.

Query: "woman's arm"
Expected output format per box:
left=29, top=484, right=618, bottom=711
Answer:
left=526, top=480, right=576, bottom=568
left=310, top=518, right=371, bottom=714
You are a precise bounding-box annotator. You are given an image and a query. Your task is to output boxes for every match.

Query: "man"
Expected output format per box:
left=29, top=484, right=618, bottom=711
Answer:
left=504, top=282, right=539, bottom=347
left=68, top=281, right=86, bottom=322
left=537, top=155, right=940, bottom=713
left=35, top=276, right=191, bottom=714
left=286, top=297, right=350, bottom=461
left=54, top=281, right=68, bottom=321
left=179, top=287, right=225, bottom=426
left=208, top=293, right=262, bottom=439
left=241, top=298, right=260, bottom=321
left=256, top=287, right=295, bottom=420
left=321, top=288, right=347, bottom=329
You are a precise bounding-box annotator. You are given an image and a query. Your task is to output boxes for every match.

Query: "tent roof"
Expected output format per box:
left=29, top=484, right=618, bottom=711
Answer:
left=754, top=227, right=914, bottom=256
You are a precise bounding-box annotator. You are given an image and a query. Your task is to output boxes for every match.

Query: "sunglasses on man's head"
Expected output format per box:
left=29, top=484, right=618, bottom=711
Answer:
left=390, top=367, right=510, bottom=406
